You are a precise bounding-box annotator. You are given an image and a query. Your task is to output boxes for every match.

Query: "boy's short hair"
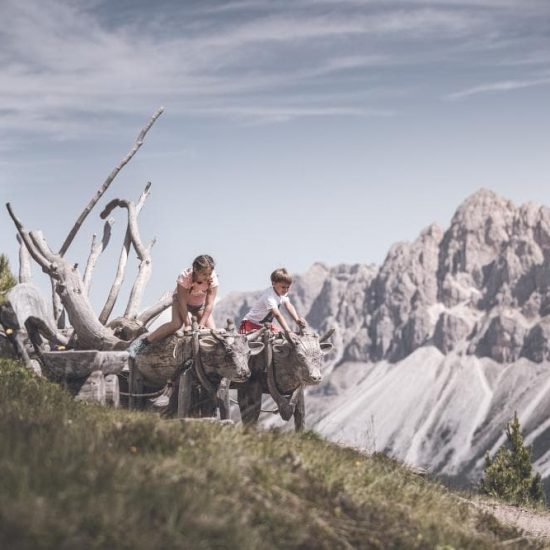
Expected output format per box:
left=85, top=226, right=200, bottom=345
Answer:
left=271, top=267, right=292, bottom=285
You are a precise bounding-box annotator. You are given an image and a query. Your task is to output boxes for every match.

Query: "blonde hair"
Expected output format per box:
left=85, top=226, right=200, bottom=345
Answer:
left=271, top=267, right=292, bottom=285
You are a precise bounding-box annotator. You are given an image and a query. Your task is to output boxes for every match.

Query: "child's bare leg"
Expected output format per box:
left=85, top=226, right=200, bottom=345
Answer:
left=147, top=302, right=183, bottom=343
left=204, top=316, right=216, bottom=329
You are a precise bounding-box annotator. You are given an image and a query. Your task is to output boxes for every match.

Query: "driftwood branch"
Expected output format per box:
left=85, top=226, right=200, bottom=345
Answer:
left=16, top=234, right=32, bottom=283
left=29, top=230, right=55, bottom=263
left=99, top=182, right=151, bottom=324
left=137, top=291, right=172, bottom=326
left=83, top=217, right=115, bottom=295
left=6, top=205, right=124, bottom=350
left=6, top=204, right=50, bottom=270
left=29, top=230, right=65, bottom=325
left=24, top=316, right=70, bottom=352
left=100, top=199, right=153, bottom=318
left=59, top=107, right=164, bottom=257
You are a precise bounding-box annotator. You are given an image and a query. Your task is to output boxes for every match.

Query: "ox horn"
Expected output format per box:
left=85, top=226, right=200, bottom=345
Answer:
left=246, top=327, right=265, bottom=341
left=226, top=318, right=236, bottom=333
left=209, top=330, right=226, bottom=344
left=319, top=328, right=335, bottom=342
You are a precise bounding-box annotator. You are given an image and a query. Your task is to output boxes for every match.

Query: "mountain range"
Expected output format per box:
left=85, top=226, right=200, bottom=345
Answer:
left=214, top=189, right=550, bottom=492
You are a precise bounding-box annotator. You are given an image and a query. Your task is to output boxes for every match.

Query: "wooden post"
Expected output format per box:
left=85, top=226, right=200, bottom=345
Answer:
left=177, top=368, right=193, bottom=419
left=294, top=387, right=305, bottom=432
left=217, top=377, right=231, bottom=420
left=128, top=357, right=144, bottom=410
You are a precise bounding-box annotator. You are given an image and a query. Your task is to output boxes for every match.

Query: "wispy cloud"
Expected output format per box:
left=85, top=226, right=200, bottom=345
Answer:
left=0, top=0, right=548, bottom=137
left=446, top=76, right=550, bottom=100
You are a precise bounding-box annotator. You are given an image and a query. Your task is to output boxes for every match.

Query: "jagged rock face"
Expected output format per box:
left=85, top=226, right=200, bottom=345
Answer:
left=216, top=189, right=550, bottom=365
left=216, top=189, right=550, bottom=492
left=222, top=192, right=549, bottom=365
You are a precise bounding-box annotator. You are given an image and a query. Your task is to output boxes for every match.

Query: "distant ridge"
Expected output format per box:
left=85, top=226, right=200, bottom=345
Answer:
left=215, top=189, right=550, bottom=494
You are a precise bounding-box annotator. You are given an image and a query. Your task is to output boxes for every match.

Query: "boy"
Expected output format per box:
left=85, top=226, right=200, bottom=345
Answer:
left=239, top=267, right=306, bottom=334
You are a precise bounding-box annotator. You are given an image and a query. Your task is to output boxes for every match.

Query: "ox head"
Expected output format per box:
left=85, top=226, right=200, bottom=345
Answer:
left=272, top=328, right=334, bottom=386
left=197, top=324, right=264, bottom=382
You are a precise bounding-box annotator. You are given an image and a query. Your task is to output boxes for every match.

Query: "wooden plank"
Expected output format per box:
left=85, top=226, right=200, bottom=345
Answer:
left=41, top=350, right=128, bottom=380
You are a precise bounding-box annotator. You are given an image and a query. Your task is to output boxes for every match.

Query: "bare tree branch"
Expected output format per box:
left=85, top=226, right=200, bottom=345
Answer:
left=99, top=182, right=151, bottom=324
left=100, top=199, right=152, bottom=318
left=6, top=204, right=50, bottom=270
left=59, top=107, right=164, bottom=257
left=29, top=230, right=55, bottom=263
left=16, top=234, right=32, bottom=283
left=82, top=217, right=115, bottom=295
left=25, top=316, right=70, bottom=349
left=28, top=230, right=66, bottom=325
left=6, top=203, right=123, bottom=349
left=137, top=291, right=173, bottom=326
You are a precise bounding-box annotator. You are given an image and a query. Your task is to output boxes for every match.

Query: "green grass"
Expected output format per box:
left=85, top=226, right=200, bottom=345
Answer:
left=0, top=358, right=540, bottom=549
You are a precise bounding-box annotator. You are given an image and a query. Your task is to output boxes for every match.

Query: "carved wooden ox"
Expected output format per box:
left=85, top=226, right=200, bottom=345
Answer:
left=237, top=328, right=334, bottom=431
left=131, top=322, right=264, bottom=418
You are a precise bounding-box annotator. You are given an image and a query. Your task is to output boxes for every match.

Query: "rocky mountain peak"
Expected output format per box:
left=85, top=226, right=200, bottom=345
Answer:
left=215, top=190, right=550, bottom=366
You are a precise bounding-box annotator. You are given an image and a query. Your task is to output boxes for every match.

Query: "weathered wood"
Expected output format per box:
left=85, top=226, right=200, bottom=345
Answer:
left=100, top=199, right=153, bottom=318
left=5, top=283, right=56, bottom=333
left=16, top=234, right=31, bottom=283
left=83, top=218, right=115, bottom=296
left=75, top=370, right=106, bottom=404
left=294, top=388, right=305, bottom=432
left=25, top=316, right=70, bottom=353
left=99, top=183, right=152, bottom=325
left=104, top=374, right=120, bottom=408
left=217, top=377, right=231, bottom=420
left=238, top=329, right=334, bottom=431
left=137, top=291, right=172, bottom=327
left=135, top=334, right=183, bottom=386
left=128, top=357, right=144, bottom=410
left=6, top=203, right=50, bottom=271
left=6, top=110, right=164, bottom=351
left=4, top=217, right=123, bottom=351
left=59, top=107, right=164, bottom=257
left=237, top=379, right=263, bottom=426
left=107, top=317, right=146, bottom=341
left=41, top=350, right=128, bottom=380
left=177, top=368, right=193, bottom=418
left=0, top=332, right=16, bottom=358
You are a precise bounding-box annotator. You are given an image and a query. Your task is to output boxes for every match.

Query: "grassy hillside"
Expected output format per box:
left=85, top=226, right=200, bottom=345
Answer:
left=0, top=358, right=539, bottom=549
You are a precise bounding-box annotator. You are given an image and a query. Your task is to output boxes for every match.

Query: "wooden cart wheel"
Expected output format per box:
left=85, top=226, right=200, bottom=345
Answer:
left=76, top=370, right=106, bottom=405
left=177, top=367, right=193, bottom=418
left=104, top=374, right=120, bottom=408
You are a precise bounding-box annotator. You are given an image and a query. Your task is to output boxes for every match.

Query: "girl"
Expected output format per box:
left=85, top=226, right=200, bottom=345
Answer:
left=128, top=254, right=218, bottom=356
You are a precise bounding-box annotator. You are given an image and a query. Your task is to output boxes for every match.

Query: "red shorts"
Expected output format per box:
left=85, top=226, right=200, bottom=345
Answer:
left=239, top=320, right=282, bottom=334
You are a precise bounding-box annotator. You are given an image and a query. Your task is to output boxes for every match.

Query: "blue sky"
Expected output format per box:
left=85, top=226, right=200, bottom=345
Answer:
left=0, top=0, right=549, bottom=318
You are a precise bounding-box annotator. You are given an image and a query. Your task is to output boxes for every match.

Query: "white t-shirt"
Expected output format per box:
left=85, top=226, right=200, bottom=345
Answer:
left=243, top=287, right=289, bottom=324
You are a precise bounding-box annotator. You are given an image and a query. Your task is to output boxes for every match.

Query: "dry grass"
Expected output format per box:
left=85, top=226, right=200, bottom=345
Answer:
left=0, top=358, right=541, bottom=549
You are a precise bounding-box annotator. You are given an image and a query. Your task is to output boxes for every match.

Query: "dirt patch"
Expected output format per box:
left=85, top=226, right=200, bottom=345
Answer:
left=472, top=498, right=550, bottom=542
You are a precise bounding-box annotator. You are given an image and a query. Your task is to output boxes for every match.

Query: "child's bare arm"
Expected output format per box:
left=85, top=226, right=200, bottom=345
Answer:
left=271, top=307, right=292, bottom=333
left=199, top=286, right=218, bottom=328
left=284, top=300, right=306, bottom=327
left=176, top=285, right=191, bottom=326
